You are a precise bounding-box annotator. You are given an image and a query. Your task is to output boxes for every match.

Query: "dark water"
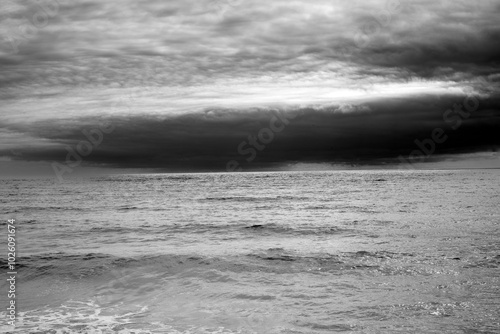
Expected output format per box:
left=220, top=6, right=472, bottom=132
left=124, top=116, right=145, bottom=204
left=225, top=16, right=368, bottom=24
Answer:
left=1, top=170, right=499, bottom=333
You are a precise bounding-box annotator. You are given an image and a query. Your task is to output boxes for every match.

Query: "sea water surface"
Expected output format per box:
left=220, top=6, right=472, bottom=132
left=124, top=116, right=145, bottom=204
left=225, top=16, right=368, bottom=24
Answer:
left=1, top=170, right=499, bottom=333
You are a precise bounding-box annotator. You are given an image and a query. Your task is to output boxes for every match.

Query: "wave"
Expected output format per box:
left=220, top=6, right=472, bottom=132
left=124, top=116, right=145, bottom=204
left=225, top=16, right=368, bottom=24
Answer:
left=200, top=196, right=279, bottom=202
left=16, top=206, right=86, bottom=211
left=87, top=226, right=151, bottom=234
left=199, top=195, right=311, bottom=202
left=0, top=301, right=170, bottom=334
left=0, top=300, right=263, bottom=333
left=1, top=248, right=464, bottom=283
left=164, top=222, right=356, bottom=236
left=116, top=206, right=141, bottom=211
left=91, top=175, right=199, bottom=183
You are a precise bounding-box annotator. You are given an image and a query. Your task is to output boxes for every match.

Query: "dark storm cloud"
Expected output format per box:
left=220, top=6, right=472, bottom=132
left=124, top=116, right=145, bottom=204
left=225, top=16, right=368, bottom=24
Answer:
left=2, top=93, right=499, bottom=171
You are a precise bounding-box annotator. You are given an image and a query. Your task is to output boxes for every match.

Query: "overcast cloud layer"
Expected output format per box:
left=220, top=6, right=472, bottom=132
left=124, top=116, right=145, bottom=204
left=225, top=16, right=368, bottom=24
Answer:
left=1, top=0, right=499, bottom=176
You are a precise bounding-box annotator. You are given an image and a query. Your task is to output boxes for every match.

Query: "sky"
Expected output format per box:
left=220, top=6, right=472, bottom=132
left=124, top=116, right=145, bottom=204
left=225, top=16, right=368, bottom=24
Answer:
left=1, top=0, right=499, bottom=178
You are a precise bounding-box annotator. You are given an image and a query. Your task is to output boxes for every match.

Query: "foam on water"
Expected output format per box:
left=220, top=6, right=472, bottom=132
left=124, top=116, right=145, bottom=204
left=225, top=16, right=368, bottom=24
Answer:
left=0, top=301, right=262, bottom=333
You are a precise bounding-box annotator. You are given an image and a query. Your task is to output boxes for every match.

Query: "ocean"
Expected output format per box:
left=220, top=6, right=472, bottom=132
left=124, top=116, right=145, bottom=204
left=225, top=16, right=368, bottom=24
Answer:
left=1, top=169, right=499, bottom=333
